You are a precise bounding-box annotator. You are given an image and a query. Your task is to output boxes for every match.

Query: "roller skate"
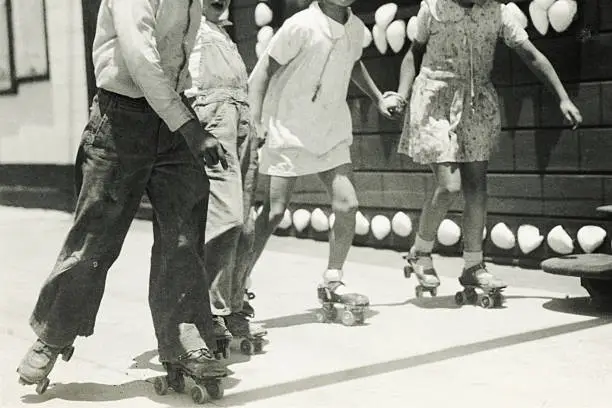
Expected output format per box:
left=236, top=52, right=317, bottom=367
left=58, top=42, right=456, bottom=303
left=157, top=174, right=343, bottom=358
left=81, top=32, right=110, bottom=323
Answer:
left=316, top=280, right=369, bottom=326
left=17, top=339, right=75, bottom=395
left=454, top=263, right=507, bottom=309
left=153, top=348, right=227, bottom=404
left=402, top=251, right=440, bottom=298
left=226, top=311, right=267, bottom=355
left=212, top=315, right=232, bottom=359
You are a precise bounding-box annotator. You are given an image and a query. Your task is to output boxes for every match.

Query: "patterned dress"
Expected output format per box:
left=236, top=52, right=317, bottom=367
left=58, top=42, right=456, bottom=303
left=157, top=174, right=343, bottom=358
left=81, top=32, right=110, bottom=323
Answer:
left=398, top=0, right=529, bottom=164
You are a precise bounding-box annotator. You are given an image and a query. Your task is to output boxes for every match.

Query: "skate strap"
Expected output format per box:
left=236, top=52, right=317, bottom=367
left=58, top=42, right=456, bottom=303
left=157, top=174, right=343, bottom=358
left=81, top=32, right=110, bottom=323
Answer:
left=245, top=290, right=255, bottom=300
left=178, top=348, right=213, bottom=361
left=325, top=281, right=345, bottom=292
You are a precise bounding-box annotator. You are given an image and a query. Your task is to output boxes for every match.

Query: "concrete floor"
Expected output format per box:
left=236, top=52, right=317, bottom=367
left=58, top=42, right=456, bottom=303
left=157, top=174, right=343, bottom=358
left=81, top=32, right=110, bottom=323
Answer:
left=1, top=206, right=611, bottom=408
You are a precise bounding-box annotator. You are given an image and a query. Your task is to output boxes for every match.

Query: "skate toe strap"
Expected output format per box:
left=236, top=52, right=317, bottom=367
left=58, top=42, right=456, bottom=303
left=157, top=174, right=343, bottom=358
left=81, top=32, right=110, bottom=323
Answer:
left=337, top=293, right=369, bottom=306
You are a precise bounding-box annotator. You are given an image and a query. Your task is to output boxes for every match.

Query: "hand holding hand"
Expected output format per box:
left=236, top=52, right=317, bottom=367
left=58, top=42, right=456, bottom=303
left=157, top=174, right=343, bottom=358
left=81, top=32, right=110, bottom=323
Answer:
left=380, top=91, right=407, bottom=120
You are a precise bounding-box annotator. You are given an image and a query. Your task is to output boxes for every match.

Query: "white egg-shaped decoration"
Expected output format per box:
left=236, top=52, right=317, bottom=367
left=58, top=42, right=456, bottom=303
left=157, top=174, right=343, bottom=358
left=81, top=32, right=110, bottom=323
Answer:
left=386, top=20, right=406, bottom=53
left=548, top=0, right=577, bottom=33
left=437, top=219, right=461, bottom=246
left=491, top=222, right=516, bottom=250
left=529, top=1, right=550, bottom=36
left=517, top=224, right=544, bottom=254
left=534, top=0, right=556, bottom=11
left=372, top=25, right=388, bottom=54
left=547, top=225, right=574, bottom=254
left=406, top=15, right=418, bottom=42
left=257, top=26, right=274, bottom=45
left=292, top=208, right=311, bottom=232
left=375, top=3, right=398, bottom=29
left=577, top=225, right=607, bottom=254
left=391, top=212, right=412, bottom=237
left=371, top=215, right=392, bottom=240
left=310, top=208, right=330, bottom=232
left=355, top=211, right=370, bottom=236
left=254, top=2, right=273, bottom=27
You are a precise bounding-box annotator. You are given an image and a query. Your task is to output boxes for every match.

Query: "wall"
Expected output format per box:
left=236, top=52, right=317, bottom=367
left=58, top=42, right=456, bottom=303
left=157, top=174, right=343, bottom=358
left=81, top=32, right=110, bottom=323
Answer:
left=232, top=0, right=612, bottom=263
left=0, top=0, right=87, bottom=210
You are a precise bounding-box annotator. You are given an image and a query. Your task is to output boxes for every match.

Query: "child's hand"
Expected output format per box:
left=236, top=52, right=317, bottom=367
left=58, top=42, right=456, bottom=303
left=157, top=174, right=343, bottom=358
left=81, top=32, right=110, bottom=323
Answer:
left=560, top=99, right=582, bottom=130
left=380, top=91, right=407, bottom=121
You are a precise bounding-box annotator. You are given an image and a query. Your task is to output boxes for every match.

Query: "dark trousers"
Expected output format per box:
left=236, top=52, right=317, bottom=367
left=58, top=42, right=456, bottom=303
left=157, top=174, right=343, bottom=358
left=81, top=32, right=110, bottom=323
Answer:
left=30, top=89, right=215, bottom=361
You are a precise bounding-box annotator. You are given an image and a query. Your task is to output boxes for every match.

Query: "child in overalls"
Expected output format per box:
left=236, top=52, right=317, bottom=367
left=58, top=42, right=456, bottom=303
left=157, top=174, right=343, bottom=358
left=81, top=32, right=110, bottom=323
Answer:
left=187, top=0, right=267, bottom=347
left=248, top=0, right=397, bottom=324
left=386, top=0, right=582, bottom=295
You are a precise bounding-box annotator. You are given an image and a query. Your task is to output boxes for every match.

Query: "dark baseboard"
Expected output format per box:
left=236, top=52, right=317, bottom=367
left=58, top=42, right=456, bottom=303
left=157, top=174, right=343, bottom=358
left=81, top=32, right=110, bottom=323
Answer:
left=0, top=164, right=152, bottom=219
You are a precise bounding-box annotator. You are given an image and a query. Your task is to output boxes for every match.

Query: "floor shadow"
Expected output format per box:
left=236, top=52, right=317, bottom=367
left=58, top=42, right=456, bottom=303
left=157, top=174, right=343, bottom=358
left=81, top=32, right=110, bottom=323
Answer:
left=257, top=307, right=380, bottom=330
left=18, top=317, right=611, bottom=405
left=219, top=318, right=612, bottom=406
left=543, top=296, right=612, bottom=318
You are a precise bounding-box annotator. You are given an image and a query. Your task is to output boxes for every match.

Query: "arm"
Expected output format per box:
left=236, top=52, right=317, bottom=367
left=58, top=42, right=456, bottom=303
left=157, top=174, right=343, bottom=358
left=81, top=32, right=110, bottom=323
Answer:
left=111, top=2, right=226, bottom=167
left=513, top=40, right=582, bottom=129
left=248, top=56, right=282, bottom=127
left=397, top=41, right=425, bottom=100
left=110, top=0, right=194, bottom=132
left=351, top=61, right=393, bottom=118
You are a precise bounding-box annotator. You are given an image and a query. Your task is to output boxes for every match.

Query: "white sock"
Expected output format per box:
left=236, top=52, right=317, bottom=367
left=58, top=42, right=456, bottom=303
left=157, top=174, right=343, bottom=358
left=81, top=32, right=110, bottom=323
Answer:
left=463, top=251, right=483, bottom=270
left=413, top=234, right=434, bottom=254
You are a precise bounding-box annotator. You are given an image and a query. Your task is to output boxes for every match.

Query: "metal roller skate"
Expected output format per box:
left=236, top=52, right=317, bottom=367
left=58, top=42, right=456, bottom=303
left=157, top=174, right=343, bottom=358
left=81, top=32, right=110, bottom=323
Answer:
left=226, top=311, right=268, bottom=355
left=454, top=263, right=507, bottom=309
left=153, top=348, right=227, bottom=404
left=17, top=339, right=75, bottom=395
left=402, top=252, right=441, bottom=298
left=315, top=281, right=369, bottom=326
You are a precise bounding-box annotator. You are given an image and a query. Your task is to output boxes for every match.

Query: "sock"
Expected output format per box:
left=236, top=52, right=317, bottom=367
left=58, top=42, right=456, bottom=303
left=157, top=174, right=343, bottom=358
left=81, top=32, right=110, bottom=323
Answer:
left=463, top=251, right=483, bottom=270
left=413, top=234, right=434, bottom=254
left=322, top=268, right=343, bottom=283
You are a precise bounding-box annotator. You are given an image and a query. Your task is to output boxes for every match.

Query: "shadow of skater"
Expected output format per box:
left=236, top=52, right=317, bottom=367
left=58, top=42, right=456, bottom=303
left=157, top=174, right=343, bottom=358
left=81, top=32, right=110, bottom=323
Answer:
left=257, top=307, right=380, bottom=330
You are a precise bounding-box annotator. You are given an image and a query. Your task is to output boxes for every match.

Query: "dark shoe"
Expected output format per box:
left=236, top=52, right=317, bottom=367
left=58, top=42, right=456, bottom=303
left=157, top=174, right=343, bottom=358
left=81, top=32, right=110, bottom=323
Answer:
left=459, top=263, right=507, bottom=290
left=225, top=312, right=267, bottom=338
left=175, top=348, right=227, bottom=378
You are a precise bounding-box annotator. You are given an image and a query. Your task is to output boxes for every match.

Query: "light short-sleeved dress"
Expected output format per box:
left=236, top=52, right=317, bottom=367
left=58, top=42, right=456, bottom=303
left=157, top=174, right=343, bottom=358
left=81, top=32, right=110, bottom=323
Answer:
left=397, top=0, right=529, bottom=164
left=253, top=1, right=366, bottom=177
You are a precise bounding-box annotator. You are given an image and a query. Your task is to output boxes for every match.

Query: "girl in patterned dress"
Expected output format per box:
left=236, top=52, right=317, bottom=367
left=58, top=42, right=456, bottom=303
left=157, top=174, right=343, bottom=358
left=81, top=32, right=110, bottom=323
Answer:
left=385, top=0, right=582, bottom=292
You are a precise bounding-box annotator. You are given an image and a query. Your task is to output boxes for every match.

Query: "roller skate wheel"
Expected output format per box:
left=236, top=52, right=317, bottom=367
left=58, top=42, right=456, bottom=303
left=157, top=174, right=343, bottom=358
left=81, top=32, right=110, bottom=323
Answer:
left=254, top=341, right=263, bottom=353
left=355, top=311, right=365, bottom=325
left=190, top=385, right=207, bottom=404
left=62, top=345, right=75, bottom=361
left=36, top=377, right=50, bottom=395
left=205, top=381, right=224, bottom=400
left=480, top=295, right=493, bottom=309
left=240, top=339, right=254, bottom=355
left=430, top=287, right=438, bottom=297
left=415, top=286, right=424, bottom=299
left=466, top=289, right=478, bottom=304
left=154, top=376, right=169, bottom=395
left=315, top=310, right=327, bottom=323
left=403, top=265, right=412, bottom=278
left=341, top=310, right=356, bottom=326
left=454, top=291, right=465, bottom=305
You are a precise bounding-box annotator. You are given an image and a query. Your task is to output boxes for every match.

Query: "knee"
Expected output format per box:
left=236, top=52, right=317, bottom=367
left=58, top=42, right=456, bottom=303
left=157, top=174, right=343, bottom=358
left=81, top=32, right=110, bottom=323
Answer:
left=332, top=195, right=359, bottom=216
left=435, top=179, right=462, bottom=196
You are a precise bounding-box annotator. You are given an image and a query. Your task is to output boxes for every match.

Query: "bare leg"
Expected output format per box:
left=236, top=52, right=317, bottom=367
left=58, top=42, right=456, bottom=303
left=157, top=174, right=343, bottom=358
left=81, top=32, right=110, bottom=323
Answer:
left=317, top=164, right=358, bottom=271
left=243, top=175, right=297, bottom=275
